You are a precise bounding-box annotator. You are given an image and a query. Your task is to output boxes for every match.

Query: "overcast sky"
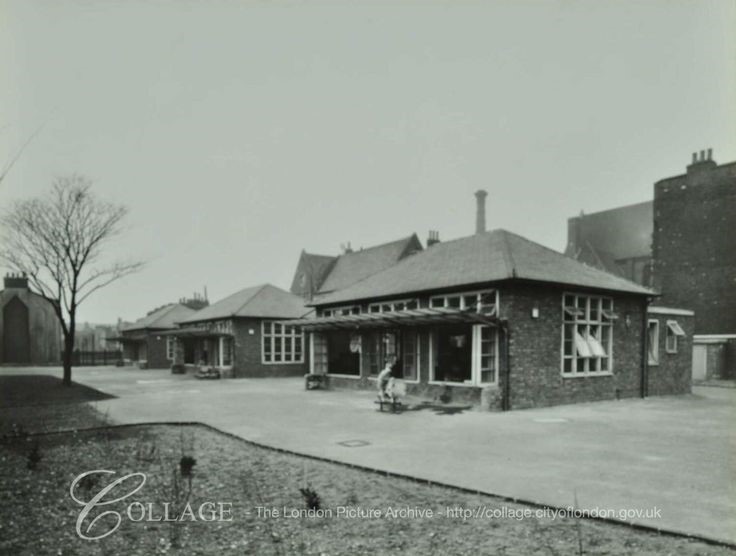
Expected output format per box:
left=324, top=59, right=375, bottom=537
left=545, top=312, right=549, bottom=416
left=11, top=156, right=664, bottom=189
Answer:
left=1, top=0, right=734, bottom=324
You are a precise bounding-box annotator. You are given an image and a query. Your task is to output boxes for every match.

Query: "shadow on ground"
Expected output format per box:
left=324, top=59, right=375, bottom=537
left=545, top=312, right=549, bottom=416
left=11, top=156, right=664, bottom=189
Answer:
left=0, top=374, right=115, bottom=408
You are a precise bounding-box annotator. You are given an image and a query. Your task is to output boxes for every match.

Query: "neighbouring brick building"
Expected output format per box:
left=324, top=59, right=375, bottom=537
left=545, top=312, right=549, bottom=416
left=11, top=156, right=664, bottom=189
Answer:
left=0, top=273, right=62, bottom=365
left=111, top=294, right=208, bottom=369
left=652, top=149, right=736, bottom=336
left=283, top=192, right=685, bottom=411
left=168, top=284, right=311, bottom=378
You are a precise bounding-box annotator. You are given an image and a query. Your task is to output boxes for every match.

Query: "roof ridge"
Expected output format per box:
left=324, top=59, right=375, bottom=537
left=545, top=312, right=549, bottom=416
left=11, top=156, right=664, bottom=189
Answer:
left=232, top=283, right=269, bottom=316
left=498, top=230, right=517, bottom=278
left=337, top=234, right=415, bottom=257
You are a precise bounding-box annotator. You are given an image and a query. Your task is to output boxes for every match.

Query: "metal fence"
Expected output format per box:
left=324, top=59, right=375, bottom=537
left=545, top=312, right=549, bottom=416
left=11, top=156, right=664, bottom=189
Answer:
left=63, top=350, right=123, bottom=366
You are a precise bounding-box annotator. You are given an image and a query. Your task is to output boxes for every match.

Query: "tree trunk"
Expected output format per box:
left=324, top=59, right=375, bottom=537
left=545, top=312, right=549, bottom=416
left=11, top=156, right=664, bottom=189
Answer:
left=62, top=323, right=75, bottom=386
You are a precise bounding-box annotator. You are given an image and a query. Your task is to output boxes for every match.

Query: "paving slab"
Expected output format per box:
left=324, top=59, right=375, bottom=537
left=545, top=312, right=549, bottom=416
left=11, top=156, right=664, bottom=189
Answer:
left=2, top=366, right=734, bottom=544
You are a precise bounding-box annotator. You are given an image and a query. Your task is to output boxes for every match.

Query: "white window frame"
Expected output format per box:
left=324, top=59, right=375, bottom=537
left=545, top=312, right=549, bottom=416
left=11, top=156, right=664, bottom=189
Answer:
left=262, top=321, right=304, bottom=365
left=647, top=319, right=660, bottom=365
left=366, top=298, right=419, bottom=313
left=429, top=289, right=499, bottom=316
left=428, top=324, right=499, bottom=386
left=665, top=320, right=685, bottom=353
left=218, top=336, right=234, bottom=368
left=561, top=293, right=614, bottom=377
left=321, top=305, right=361, bottom=317
left=166, top=337, right=176, bottom=360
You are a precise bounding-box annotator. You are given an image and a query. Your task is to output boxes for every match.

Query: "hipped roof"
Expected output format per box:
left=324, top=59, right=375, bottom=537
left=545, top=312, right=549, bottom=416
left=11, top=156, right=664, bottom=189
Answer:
left=178, top=284, right=311, bottom=323
left=121, top=303, right=196, bottom=332
left=312, top=229, right=655, bottom=306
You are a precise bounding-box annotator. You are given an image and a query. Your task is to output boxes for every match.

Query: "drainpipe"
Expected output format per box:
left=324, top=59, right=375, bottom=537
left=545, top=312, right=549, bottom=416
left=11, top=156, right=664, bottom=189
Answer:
left=640, top=296, right=652, bottom=398
left=501, top=321, right=511, bottom=411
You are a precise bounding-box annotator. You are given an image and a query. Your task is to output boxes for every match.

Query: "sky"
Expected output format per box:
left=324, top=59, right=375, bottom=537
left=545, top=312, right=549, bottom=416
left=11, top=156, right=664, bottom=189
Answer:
left=1, top=0, right=735, bottom=325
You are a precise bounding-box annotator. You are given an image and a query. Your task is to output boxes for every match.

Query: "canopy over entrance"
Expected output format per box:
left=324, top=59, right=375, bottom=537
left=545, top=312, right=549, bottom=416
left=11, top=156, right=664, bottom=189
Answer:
left=158, top=327, right=231, bottom=338
left=279, top=307, right=502, bottom=331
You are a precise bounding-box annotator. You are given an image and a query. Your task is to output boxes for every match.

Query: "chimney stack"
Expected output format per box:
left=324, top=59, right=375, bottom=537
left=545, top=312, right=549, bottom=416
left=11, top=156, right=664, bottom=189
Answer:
left=474, top=189, right=488, bottom=234
left=687, top=148, right=717, bottom=175
left=427, top=230, right=440, bottom=247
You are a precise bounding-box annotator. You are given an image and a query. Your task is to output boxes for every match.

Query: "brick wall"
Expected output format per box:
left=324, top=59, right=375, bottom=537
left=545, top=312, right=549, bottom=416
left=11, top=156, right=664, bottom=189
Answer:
left=502, top=283, right=646, bottom=410
left=646, top=311, right=693, bottom=395
left=652, top=160, right=736, bottom=334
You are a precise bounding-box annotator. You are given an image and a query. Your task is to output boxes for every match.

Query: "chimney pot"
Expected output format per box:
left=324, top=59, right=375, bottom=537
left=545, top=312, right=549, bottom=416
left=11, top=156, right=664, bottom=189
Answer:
left=700, top=150, right=706, bottom=161
left=474, top=189, right=488, bottom=234
left=692, top=152, right=697, bottom=164
left=707, top=148, right=713, bottom=160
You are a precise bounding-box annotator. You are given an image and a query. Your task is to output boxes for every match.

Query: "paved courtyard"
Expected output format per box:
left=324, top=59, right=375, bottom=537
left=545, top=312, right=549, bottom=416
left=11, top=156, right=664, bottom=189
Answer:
left=2, top=366, right=735, bottom=544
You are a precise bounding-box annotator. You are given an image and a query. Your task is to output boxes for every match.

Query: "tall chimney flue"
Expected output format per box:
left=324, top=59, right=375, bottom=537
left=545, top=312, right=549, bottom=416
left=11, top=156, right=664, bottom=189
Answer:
left=474, top=189, right=488, bottom=234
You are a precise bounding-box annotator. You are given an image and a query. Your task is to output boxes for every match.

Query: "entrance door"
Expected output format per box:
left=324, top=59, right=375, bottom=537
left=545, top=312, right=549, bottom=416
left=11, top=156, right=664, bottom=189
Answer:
left=2, top=296, right=31, bottom=363
left=692, top=344, right=707, bottom=381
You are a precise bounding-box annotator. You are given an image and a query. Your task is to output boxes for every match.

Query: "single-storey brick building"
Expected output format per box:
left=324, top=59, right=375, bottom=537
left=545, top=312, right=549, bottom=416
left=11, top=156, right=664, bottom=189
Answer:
left=169, top=284, right=311, bottom=378
left=284, top=193, right=694, bottom=410
left=111, top=296, right=207, bottom=368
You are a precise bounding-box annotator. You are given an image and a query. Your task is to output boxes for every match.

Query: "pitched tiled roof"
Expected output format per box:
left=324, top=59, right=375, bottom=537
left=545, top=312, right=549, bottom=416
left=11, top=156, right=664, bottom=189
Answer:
left=178, top=284, right=310, bottom=323
left=317, top=234, right=422, bottom=293
left=289, top=251, right=336, bottom=296
left=312, top=229, right=654, bottom=306
left=122, top=304, right=196, bottom=331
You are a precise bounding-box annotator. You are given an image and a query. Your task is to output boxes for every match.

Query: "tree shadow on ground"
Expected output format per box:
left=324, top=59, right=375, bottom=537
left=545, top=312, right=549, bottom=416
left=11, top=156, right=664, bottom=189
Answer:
left=0, top=374, right=115, bottom=408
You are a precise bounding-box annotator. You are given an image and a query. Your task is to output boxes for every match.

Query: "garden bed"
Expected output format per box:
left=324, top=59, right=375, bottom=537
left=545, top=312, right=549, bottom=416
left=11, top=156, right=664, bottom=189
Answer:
left=0, top=423, right=733, bottom=556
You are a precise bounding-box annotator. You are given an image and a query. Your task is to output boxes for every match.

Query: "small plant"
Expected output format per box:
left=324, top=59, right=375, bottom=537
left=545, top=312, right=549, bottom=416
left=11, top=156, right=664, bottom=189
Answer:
left=26, top=441, right=42, bottom=470
left=179, top=455, right=196, bottom=477
left=299, top=485, right=321, bottom=510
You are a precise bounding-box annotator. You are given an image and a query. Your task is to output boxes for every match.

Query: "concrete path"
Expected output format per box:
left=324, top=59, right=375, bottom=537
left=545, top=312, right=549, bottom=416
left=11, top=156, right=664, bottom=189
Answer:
left=3, top=366, right=735, bottom=544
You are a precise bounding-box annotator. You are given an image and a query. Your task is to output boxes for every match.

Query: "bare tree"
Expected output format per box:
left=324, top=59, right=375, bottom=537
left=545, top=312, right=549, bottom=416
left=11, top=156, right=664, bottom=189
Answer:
left=0, top=175, right=144, bottom=385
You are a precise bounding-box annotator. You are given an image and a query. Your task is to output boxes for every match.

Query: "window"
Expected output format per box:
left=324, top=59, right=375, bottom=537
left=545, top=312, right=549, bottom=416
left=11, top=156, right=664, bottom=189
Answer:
left=430, top=323, right=498, bottom=385
left=562, top=294, right=614, bottom=376
left=665, top=320, right=685, bottom=353
left=322, top=305, right=361, bottom=317
left=166, top=337, right=176, bottom=360
left=220, top=337, right=233, bottom=367
left=401, top=330, right=418, bottom=381
left=367, top=299, right=418, bottom=313
left=647, top=320, right=660, bottom=365
left=262, top=322, right=304, bottom=364
left=311, top=333, right=328, bottom=374
left=429, top=289, right=497, bottom=315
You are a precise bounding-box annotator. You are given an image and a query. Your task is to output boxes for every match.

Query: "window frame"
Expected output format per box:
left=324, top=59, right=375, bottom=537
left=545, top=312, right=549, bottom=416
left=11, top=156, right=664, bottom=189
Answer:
left=262, top=321, right=305, bottom=365
left=166, top=337, right=176, bottom=361
left=428, top=324, right=499, bottom=386
left=366, top=298, right=419, bottom=313
left=429, top=289, right=498, bottom=316
left=665, top=320, right=684, bottom=353
left=647, top=319, right=660, bottom=365
left=561, top=293, right=614, bottom=377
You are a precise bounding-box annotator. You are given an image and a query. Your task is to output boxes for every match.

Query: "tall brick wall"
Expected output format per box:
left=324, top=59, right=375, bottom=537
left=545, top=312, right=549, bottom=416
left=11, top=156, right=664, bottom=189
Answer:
left=652, top=158, right=736, bottom=334
left=502, top=283, right=646, bottom=410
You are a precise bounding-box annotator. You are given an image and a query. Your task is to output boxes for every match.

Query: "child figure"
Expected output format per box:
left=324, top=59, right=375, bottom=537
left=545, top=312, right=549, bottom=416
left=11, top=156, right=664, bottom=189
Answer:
left=377, top=357, right=396, bottom=401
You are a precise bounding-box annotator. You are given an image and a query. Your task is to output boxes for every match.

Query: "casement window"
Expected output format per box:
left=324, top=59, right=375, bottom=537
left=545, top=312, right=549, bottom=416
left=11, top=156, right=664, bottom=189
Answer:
left=166, top=337, right=176, bottom=360
left=262, top=322, right=304, bottom=364
left=429, top=323, right=498, bottom=385
left=367, top=299, right=419, bottom=313
left=322, top=306, right=361, bottom=317
left=220, top=337, right=233, bottom=367
left=429, top=289, right=497, bottom=315
left=665, top=320, right=685, bottom=353
left=647, top=320, right=660, bottom=365
left=562, top=294, right=614, bottom=376
left=310, top=333, right=328, bottom=374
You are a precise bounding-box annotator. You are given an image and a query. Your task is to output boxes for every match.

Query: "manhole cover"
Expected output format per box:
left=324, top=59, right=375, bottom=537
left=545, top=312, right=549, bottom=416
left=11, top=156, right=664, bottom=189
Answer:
left=533, top=417, right=569, bottom=423
left=337, top=440, right=370, bottom=448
